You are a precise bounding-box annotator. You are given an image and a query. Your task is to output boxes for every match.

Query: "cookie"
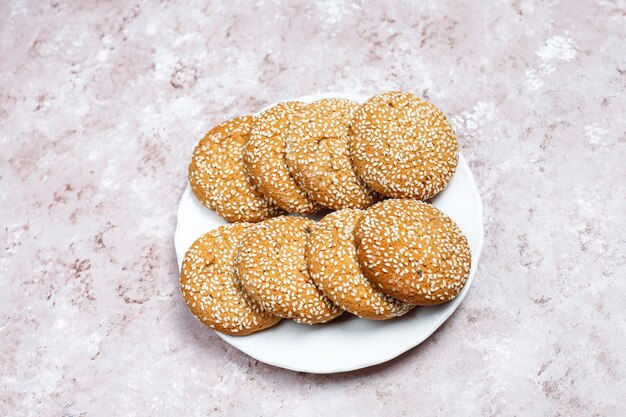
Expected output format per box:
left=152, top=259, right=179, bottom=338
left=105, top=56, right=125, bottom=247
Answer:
left=307, top=209, right=413, bottom=320
left=237, top=216, right=342, bottom=324
left=188, top=116, right=283, bottom=223
left=180, top=224, right=281, bottom=336
left=285, top=98, right=380, bottom=210
left=355, top=199, right=471, bottom=306
left=349, top=91, right=458, bottom=200
left=244, top=102, right=322, bottom=214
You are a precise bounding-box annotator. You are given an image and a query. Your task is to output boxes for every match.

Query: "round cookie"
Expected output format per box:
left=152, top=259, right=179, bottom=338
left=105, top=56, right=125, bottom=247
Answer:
left=180, top=224, right=281, bottom=336
left=285, top=98, right=380, bottom=210
left=189, top=116, right=283, bottom=223
left=307, top=209, right=413, bottom=320
left=355, top=199, right=471, bottom=306
left=244, top=102, right=321, bottom=214
left=349, top=91, right=459, bottom=200
left=237, top=216, right=342, bottom=324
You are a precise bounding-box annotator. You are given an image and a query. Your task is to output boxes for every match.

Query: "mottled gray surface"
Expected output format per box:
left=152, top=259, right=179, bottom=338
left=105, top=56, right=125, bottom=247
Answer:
left=1, top=1, right=625, bottom=415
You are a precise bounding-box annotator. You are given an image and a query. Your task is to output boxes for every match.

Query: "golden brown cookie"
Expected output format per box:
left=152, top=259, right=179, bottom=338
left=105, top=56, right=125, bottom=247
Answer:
left=285, top=98, right=380, bottom=210
left=180, top=224, right=281, bottom=336
left=189, top=116, right=283, bottom=223
left=244, top=102, right=321, bottom=214
left=349, top=91, right=458, bottom=200
left=237, top=216, right=342, bottom=324
left=355, top=199, right=471, bottom=306
left=307, top=209, right=413, bottom=319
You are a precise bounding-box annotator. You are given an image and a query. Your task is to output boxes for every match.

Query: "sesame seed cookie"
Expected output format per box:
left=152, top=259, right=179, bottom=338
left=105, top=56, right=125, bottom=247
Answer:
left=180, top=224, right=281, bottom=336
left=307, top=209, right=413, bottom=320
left=355, top=199, right=471, bottom=306
left=285, top=98, right=380, bottom=210
left=244, top=102, right=322, bottom=214
left=189, top=116, right=284, bottom=223
left=349, top=91, right=459, bottom=200
left=237, top=216, right=342, bottom=324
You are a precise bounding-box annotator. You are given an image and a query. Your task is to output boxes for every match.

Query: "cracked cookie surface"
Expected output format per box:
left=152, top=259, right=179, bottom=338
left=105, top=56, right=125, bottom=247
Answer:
left=189, top=115, right=283, bottom=222
left=180, top=223, right=281, bottom=336
left=308, top=208, right=413, bottom=319
left=237, top=216, right=342, bottom=324
left=355, top=199, right=471, bottom=306
left=285, top=98, right=380, bottom=210
left=349, top=91, right=458, bottom=200
left=244, top=102, right=321, bottom=214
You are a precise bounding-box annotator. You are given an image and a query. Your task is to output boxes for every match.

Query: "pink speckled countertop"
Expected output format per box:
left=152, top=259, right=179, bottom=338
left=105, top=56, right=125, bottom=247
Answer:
left=1, top=1, right=625, bottom=416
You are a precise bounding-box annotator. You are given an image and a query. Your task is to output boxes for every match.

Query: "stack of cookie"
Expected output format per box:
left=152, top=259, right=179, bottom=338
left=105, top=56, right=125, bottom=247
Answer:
left=181, top=91, right=471, bottom=336
left=188, top=91, right=457, bottom=220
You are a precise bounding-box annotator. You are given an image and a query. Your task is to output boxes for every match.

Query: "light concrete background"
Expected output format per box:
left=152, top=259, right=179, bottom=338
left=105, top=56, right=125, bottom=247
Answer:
left=1, top=1, right=624, bottom=415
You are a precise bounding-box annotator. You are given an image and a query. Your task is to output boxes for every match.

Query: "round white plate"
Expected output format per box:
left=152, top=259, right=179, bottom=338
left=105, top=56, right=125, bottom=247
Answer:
left=174, top=93, right=484, bottom=374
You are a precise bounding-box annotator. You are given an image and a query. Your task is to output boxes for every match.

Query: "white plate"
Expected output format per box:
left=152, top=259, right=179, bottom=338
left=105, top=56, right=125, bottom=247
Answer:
left=174, top=93, right=484, bottom=374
